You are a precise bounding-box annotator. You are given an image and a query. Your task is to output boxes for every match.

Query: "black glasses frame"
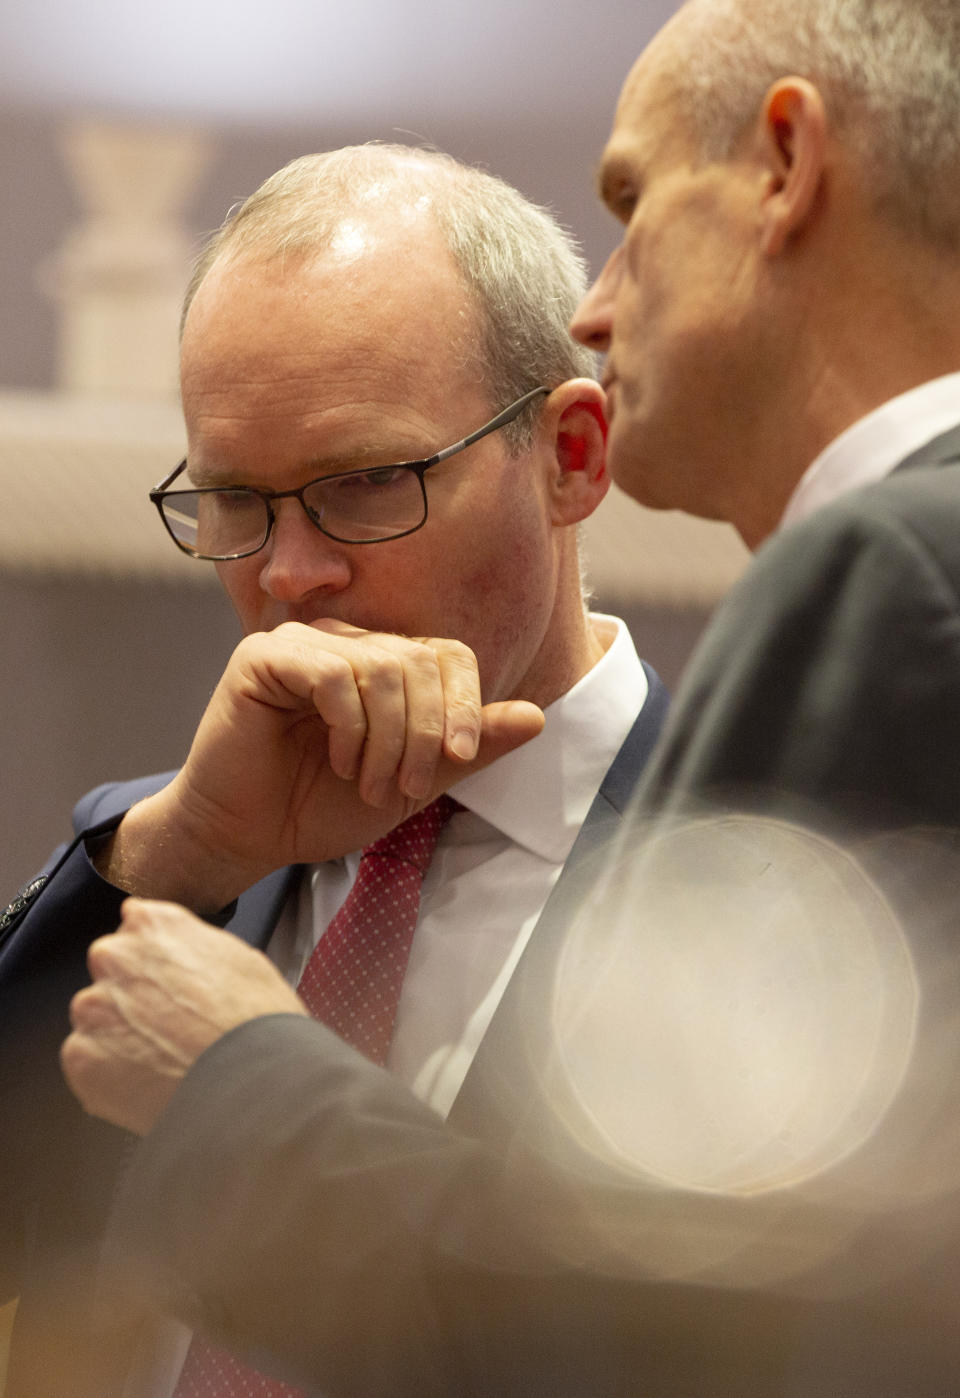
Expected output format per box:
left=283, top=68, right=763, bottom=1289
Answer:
left=150, top=385, right=550, bottom=559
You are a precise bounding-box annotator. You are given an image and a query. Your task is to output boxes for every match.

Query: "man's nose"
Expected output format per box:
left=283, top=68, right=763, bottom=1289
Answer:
left=257, top=497, right=352, bottom=602
left=569, top=246, right=622, bottom=352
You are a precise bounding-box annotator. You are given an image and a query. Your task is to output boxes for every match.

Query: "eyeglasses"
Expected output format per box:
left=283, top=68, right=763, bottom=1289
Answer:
left=150, top=386, right=550, bottom=560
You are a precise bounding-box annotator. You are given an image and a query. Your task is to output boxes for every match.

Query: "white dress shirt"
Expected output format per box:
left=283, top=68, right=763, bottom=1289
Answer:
left=267, top=613, right=647, bottom=1118
left=780, top=372, right=960, bottom=530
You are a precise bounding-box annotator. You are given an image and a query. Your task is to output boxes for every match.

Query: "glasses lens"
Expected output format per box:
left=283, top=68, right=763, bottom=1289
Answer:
left=162, top=490, right=269, bottom=559
left=302, top=466, right=426, bottom=542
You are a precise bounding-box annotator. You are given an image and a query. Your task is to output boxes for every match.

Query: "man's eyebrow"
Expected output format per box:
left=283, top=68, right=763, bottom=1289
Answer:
left=595, top=151, right=633, bottom=211
left=187, top=441, right=430, bottom=489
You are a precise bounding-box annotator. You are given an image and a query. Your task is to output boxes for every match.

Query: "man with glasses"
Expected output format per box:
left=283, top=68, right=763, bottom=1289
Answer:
left=0, top=144, right=666, bottom=1397
left=151, top=386, right=551, bottom=561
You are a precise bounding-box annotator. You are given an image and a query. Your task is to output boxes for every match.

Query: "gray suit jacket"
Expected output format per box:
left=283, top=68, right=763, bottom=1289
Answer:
left=101, top=432, right=960, bottom=1396
left=638, top=427, right=960, bottom=834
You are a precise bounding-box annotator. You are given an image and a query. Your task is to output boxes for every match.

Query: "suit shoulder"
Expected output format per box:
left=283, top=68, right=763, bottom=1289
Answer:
left=749, top=465, right=960, bottom=599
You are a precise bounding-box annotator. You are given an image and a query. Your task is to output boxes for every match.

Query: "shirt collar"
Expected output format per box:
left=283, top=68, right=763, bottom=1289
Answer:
left=780, top=372, right=960, bottom=531
left=449, top=614, right=648, bottom=865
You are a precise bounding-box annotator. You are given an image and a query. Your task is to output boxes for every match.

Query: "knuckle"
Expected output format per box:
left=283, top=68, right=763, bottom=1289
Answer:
left=371, top=731, right=407, bottom=763
left=309, top=652, right=356, bottom=702
left=405, top=646, right=442, bottom=682
left=59, top=1032, right=87, bottom=1083
left=362, top=651, right=404, bottom=691
left=327, top=652, right=359, bottom=686
left=272, top=620, right=309, bottom=643
left=407, top=716, right=445, bottom=747
left=437, top=637, right=476, bottom=667
left=69, top=983, right=105, bottom=1028
left=449, top=693, right=482, bottom=720
left=231, top=631, right=268, bottom=666
left=86, top=936, right=115, bottom=978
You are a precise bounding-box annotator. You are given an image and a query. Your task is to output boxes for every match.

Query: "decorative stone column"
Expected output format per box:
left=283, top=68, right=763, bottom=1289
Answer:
left=41, top=118, right=211, bottom=400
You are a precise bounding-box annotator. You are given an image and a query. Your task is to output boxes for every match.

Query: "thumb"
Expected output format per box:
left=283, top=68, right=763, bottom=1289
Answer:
left=433, top=699, right=545, bottom=791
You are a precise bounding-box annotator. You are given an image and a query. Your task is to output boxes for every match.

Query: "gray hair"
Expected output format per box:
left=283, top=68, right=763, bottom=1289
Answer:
left=674, top=0, right=960, bottom=245
left=182, top=144, right=596, bottom=449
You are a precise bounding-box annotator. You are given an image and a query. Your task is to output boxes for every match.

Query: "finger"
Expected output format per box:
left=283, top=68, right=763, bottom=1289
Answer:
left=349, top=646, right=410, bottom=806
left=255, top=626, right=371, bottom=781
left=429, top=699, right=545, bottom=795
left=60, top=1029, right=101, bottom=1112
left=301, top=650, right=369, bottom=782
left=68, top=982, right=117, bottom=1031
left=312, top=622, right=478, bottom=789
left=393, top=646, right=446, bottom=801
left=422, top=638, right=484, bottom=764
left=312, top=627, right=448, bottom=806
left=342, top=699, right=545, bottom=828
left=391, top=704, right=544, bottom=816
left=87, top=932, right=127, bottom=982
left=60, top=1029, right=168, bottom=1136
left=258, top=624, right=416, bottom=799
left=86, top=917, right=154, bottom=980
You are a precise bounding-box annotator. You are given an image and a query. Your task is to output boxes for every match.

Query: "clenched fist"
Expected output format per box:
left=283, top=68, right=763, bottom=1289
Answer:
left=62, top=898, right=310, bottom=1135
left=96, top=620, right=544, bottom=911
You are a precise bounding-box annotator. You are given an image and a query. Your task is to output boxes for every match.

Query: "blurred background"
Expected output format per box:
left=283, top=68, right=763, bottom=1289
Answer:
left=0, top=0, right=748, bottom=899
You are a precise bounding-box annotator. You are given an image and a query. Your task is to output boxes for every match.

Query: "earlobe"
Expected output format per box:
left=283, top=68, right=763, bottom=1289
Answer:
left=758, top=77, right=828, bottom=257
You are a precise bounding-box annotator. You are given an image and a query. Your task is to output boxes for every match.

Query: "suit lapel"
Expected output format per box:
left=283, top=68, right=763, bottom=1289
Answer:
left=226, top=864, right=303, bottom=949
left=449, top=665, right=669, bottom=1142
left=508, top=661, right=668, bottom=957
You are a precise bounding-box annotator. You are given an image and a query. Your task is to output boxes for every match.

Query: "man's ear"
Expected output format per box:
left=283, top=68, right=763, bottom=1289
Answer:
left=757, top=77, right=828, bottom=257
left=542, top=378, right=610, bottom=525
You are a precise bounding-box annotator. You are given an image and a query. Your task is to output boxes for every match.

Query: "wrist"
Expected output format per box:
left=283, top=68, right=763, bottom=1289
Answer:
left=93, top=787, right=271, bottom=913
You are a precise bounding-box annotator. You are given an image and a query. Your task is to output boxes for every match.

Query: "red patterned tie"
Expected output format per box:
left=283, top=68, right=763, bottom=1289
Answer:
left=173, top=796, right=459, bottom=1396
left=297, top=794, right=459, bottom=1062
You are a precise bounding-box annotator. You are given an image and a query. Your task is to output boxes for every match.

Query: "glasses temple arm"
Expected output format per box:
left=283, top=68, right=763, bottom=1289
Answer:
left=151, top=459, right=189, bottom=494
left=430, top=386, right=550, bottom=466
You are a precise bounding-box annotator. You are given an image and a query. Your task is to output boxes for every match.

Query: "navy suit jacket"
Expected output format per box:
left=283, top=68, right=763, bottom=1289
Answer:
left=0, top=665, right=668, bottom=1398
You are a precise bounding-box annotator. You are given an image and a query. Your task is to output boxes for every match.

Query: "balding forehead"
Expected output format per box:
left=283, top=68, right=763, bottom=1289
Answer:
left=593, top=57, right=663, bottom=214
left=597, top=33, right=707, bottom=208
left=182, top=232, right=484, bottom=368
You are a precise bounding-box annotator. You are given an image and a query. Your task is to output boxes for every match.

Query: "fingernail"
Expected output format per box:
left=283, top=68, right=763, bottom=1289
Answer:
left=450, top=730, right=478, bottom=761
left=367, top=780, right=390, bottom=808
left=404, top=767, right=432, bottom=800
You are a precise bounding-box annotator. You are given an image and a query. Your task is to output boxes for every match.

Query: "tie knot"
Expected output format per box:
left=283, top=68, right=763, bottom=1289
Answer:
left=364, top=794, right=460, bottom=876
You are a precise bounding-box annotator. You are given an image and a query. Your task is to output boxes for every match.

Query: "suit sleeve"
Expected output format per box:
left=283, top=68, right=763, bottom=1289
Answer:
left=104, top=1015, right=567, bottom=1397
left=105, top=1015, right=816, bottom=1398
left=0, top=780, right=175, bottom=1303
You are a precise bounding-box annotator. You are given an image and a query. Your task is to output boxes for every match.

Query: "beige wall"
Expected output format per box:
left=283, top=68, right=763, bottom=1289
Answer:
left=0, top=573, right=237, bottom=900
